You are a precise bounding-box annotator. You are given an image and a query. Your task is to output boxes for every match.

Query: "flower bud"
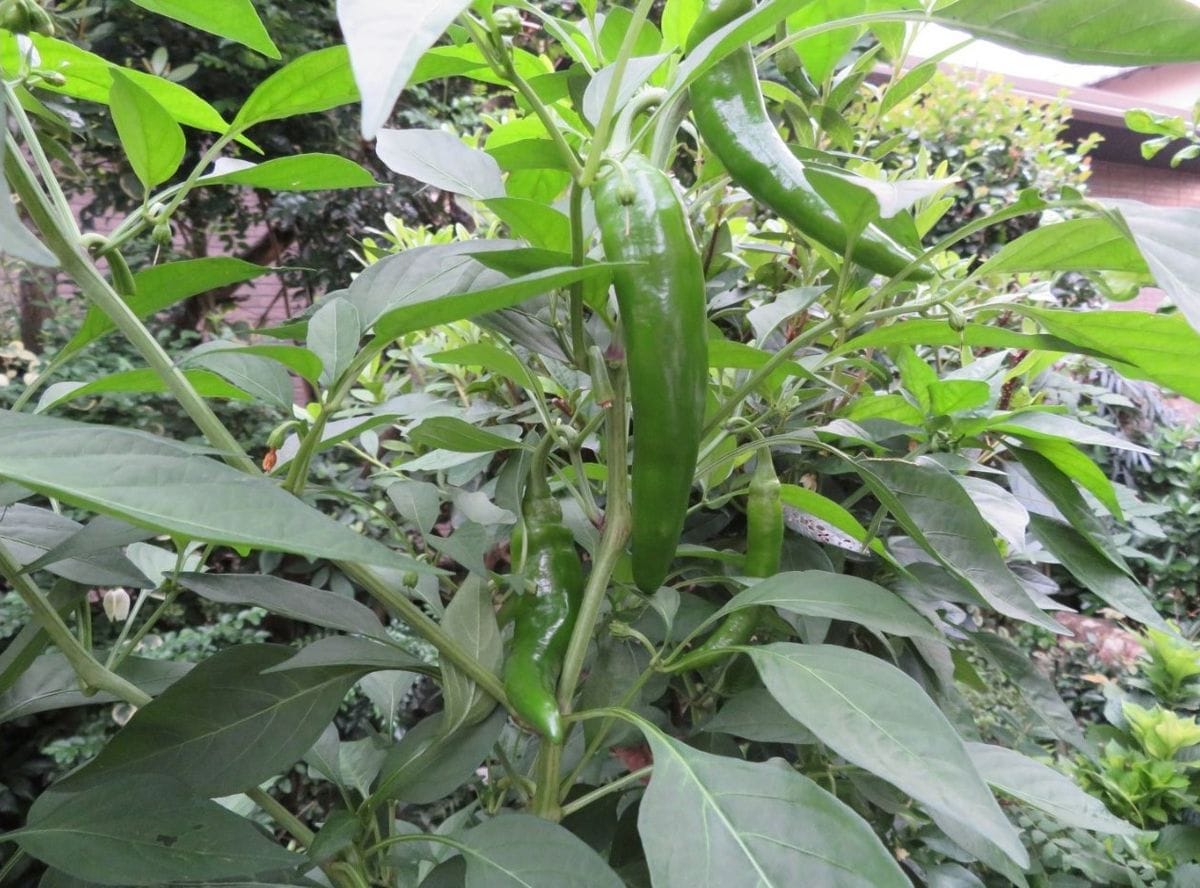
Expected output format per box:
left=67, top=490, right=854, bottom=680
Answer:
left=102, top=588, right=131, bottom=622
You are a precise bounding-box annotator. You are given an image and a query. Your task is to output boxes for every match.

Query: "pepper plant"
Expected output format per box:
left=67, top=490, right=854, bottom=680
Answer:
left=5, top=1, right=1200, bottom=886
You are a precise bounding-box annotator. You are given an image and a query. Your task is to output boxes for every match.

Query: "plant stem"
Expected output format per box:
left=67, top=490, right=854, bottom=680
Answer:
left=2, top=145, right=257, bottom=472
left=247, top=786, right=315, bottom=847
left=2, top=80, right=78, bottom=234
left=0, top=540, right=151, bottom=707
left=531, top=740, right=563, bottom=820
left=559, top=766, right=652, bottom=817
left=340, top=561, right=508, bottom=707
left=0, top=848, right=27, bottom=884
left=557, top=365, right=630, bottom=710
left=704, top=316, right=837, bottom=436
left=578, top=0, right=657, bottom=186
left=568, top=182, right=587, bottom=366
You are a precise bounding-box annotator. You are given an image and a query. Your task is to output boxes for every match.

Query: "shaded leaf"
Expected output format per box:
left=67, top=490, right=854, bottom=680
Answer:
left=457, top=814, right=623, bottom=887
left=129, top=0, right=279, bottom=57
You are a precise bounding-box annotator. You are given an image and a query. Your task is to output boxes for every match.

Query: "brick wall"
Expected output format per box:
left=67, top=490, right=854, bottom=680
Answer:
left=1088, top=160, right=1200, bottom=207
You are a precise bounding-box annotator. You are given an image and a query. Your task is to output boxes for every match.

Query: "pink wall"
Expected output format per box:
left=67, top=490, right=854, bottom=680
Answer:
left=1095, top=64, right=1200, bottom=112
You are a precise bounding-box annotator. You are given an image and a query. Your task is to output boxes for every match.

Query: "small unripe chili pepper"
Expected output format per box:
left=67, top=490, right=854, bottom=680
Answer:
left=592, top=153, right=708, bottom=594
left=671, top=447, right=783, bottom=672
left=503, top=436, right=584, bottom=743
left=686, top=0, right=930, bottom=280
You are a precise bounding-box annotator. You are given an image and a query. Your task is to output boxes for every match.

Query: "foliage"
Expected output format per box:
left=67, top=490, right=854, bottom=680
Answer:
left=4, top=1, right=1200, bottom=887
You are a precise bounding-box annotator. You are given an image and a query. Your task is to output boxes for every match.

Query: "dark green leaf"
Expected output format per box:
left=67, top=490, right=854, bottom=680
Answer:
left=0, top=503, right=150, bottom=587
left=176, top=573, right=387, bottom=639
left=12, top=775, right=300, bottom=884
left=409, top=418, right=525, bottom=453
left=967, top=743, right=1135, bottom=835
left=0, top=654, right=189, bottom=723
left=0, top=411, right=429, bottom=571
left=0, top=104, right=57, bottom=266
left=38, top=368, right=254, bottom=412
left=306, top=297, right=361, bottom=388
left=860, top=458, right=1063, bottom=633
left=263, top=636, right=432, bottom=676
left=56, top=644, right=361, bottom=797
left=637, top=718, right=910, bottom=886
left=749, top=643, right=1027, bottom=869
left=372, top=707, right=506, bottom=804
left=457, top=815, right=623, bottom=887
left=1029, top=515, right=1165, bottom=629
left=713, top=571, right=937, bottom=639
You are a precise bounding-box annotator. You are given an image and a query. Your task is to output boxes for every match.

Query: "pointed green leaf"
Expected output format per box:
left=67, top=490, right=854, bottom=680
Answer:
left=201, top=154, right=378, bottom=192
left=57, top=644, right=361, bottom=797
left=1, top=654, right=190, bottom=723
left=0, top=503, right=150, bottom=587
left=307, top=297, right=361, bottom=387
left=129, top=0, right=279, bottom=58
left=748, top=643, right=1027, bottom=869
left=713, top=571, right=938, bottom=639
left=108, top=70, right=186, bottom=189
left=456, top=815, right=623, bottom=887
left=234, top=46, right=358, bottom=130
left=637, top=718, right=910, bottom=887
left=0, top=411, right=432, bottom=572
left=176, top=573, right=387, bottom=639
left=12, top=775, right=300, bottom=884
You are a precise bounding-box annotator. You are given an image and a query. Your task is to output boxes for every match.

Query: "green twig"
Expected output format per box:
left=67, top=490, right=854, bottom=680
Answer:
left=247, top=786, right=315, bottom=847
left=559, top=766, right=652, bottom=817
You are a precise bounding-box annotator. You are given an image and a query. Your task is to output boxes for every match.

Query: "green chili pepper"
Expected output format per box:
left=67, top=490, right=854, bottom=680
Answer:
left=671, top=447, right=782, bottom=672
left=593, top=152, right=708, bottom=594
left=503, top=437, right=584, bottom=743
left=686, top=0, right=930, bottom=280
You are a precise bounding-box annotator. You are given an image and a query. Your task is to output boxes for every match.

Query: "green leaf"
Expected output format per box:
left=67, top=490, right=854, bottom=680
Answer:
left=636, top=718, right=910, bottom=887
left=375, top=128, right=505, bottom=199
left=108, top=70, right=186, bottom=189
left=939, top=0, right=1200, bottom=65
left=62, top=258, right=273, bottom=360
left=1108, top=201, right=1200, bottom=334
left=1016, top=438, right=1123, bottom=520
left=201, top=154, right=378, bottom=192
left=989, top=411, right=1152, bottom=454
left=1029, top=515, right=1166, bottom=629
left=0, top=34, right=233, bottom=135
left=778, top=484, right=894, bottom=563
left=0, top=585, right=83, bottom=696
left=0, top=503, right=150, bottom=587
left=128, top=0, right=279, bottom=58
left=713, top=571, right=938, bottom=639
left=1019, top=306, right=1200, bottom=402
left=0, top=411, right=431, bottom=572
left=234, top=46, right=359, bottom=131
left=485, top=197, right=572, bottom=252
left=1012, top=447, right=1125, bottom=557
left=440, top=577, right=502, bottom=734
left=967, top=743, right=1136, bottom=835
left=338, top=0, right=475, bottom=138
left=700, top=687, right=816, bottom=744
left=928, top=379, right=991, bottom=416
left=978, top=216, right=1147, bottom=276
left=181, top=347, right=294, bottom=411
left=372, top=707, right=506, bottom=804
left=748, top=643, right=1027, bottom=869
left=306, top=297, right=361, bottom=387
left=0, top=104, right=56, bottom=266
left=409, top=417, right=525, bottom=453
left=1, top=654, right=189, bottom=723
left=15, top=778, right=300, bottom=883
left=38, top=368, right=254, bottom=412
left=456, top=815, right=623, bottom=887
left=57, top=644, right=361, bottom=798
left=973, top=631, right=1090, bottom=753
left=176, top=573, right=388, bottom=639
left=860, top=458, right=1063, bottom=634
left=789, top=0, right=866, bottom=84
left=661, top=0, right=703, bottom=48
left=264, top=636, right=432, bottom=676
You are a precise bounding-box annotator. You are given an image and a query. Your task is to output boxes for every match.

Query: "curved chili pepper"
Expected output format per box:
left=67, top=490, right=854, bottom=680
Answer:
left=672, top=448, right=783, bottom=672
left=592, top=152, right=708, bottom=594
left=686, top=0, right=930, bottom=280
left=503, top=439, right=584, bottom=743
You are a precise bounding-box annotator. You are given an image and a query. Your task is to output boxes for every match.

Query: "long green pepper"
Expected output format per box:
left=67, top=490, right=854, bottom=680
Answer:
left=686, top=0, right=931, bottom=280
left=593, top=153, right=708, bottom=594
left=503, top=439, right=584, bottom=744
left=672, top=448, right=783, bottom=671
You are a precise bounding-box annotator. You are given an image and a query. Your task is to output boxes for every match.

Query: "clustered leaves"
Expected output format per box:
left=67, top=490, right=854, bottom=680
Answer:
left=4, top=1, right=1200, bottom=887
